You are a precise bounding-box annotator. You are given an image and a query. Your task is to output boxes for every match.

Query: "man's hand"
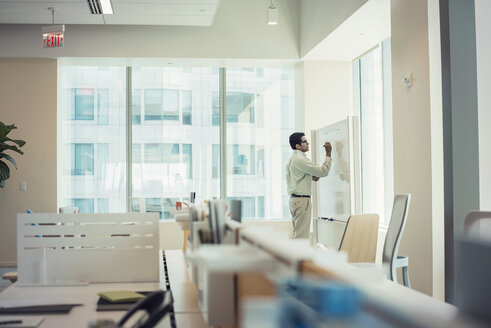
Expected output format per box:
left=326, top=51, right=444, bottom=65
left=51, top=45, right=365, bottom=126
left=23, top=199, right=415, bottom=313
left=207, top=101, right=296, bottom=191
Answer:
left=312, top=176, right=320, bottom=182
left=324, top=142, right=332, bottom=157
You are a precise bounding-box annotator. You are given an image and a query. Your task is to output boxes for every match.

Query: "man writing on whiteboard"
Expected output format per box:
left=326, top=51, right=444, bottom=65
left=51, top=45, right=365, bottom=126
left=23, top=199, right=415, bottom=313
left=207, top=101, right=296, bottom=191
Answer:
left=286, top=132, right=332, bottom=239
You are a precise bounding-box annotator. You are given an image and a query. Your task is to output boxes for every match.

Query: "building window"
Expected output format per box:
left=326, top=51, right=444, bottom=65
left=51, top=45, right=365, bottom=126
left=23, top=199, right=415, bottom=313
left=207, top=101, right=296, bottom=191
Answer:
left=183, top=144, right=192, bottom=179
left=212, top=144, right=220, bottom=179
left=226, top=92, right=255, bottom=123
left=97, top=89, right=109, bottom=125
left=182, top=90, right=192, bottom=125
left=229, top=144, right=255, bottom=175
left=145, top=89, right=163, bottom=121
left=72, top=88, right=94, bottom=120
left=132, top=89, right=141, bottom=124
left=144, top=143, right=180, bottom=163
left=163, top=89, right=179, bottom=121
left=97, top=198, right=108, bottom=213
left=72, top=143, right=94, bottom=175
left=72, top=198, right=94, bottom=213
left=97, top=143, right=108, bottom=180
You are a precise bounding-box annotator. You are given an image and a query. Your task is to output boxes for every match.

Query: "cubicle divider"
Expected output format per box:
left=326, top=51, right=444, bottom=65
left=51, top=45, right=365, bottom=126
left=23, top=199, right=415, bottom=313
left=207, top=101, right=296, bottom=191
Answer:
left=17, top=212, right=160, bottom=285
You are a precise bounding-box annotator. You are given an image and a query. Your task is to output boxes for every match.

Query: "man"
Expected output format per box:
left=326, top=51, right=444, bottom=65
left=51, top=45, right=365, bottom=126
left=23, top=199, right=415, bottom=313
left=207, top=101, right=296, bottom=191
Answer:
left=286, top=132, right=332, bottom=239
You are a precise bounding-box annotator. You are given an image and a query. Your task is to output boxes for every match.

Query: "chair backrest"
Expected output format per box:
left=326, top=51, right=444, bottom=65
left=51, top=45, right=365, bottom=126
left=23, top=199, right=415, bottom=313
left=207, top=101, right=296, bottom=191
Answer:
left=382, top=194, right=411, bottom=278
left=339, top=214, right=379, bottom=263
left=59, top=206, right=80, bottom=213
left=463, top=211, right=491, bottom=240
left=456, top=211, right=491, bottom=322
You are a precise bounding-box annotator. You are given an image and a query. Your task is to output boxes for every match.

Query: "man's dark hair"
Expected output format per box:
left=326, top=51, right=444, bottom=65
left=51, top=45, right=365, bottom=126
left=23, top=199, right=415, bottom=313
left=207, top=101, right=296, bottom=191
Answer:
left=289, top=132, right=305, bottom=150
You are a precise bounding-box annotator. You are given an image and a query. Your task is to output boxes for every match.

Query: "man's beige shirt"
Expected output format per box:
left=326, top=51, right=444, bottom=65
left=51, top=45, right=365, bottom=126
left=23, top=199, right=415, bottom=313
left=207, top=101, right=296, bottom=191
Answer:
left=286, top=150, right=332, bottom=196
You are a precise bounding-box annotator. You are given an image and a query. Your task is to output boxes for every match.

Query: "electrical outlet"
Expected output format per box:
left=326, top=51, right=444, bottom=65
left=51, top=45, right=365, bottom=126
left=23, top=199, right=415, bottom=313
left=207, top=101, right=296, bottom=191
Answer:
left=20, top=181, right=27, bottom=191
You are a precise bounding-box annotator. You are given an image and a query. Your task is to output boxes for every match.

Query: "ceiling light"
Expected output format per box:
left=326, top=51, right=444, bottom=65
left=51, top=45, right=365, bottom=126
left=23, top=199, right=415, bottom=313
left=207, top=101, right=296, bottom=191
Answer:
left=100, top=0, right=113, bottom=14
left=267, top=0, right=278, bottom=25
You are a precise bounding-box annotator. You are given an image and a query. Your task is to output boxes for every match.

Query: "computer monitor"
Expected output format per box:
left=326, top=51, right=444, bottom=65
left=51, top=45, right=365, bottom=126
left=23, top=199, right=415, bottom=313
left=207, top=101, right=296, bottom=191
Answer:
left=208, top=200, right=227, bottom=244
left=208, top=200, right=219, bottom=244
left=230, top=200, right=242, bottom=223
left=188, top=205, right=198, bottom=244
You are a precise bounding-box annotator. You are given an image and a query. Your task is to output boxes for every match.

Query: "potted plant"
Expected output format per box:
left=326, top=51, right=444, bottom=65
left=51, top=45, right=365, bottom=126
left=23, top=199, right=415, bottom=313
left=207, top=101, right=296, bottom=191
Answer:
left=0, top=121, right=26, bottom=188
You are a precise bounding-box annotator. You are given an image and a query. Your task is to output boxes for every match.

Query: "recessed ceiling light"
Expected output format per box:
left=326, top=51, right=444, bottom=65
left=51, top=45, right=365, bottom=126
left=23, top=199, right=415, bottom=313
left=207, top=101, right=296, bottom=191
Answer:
left=100, top=0, right=113, bottom=14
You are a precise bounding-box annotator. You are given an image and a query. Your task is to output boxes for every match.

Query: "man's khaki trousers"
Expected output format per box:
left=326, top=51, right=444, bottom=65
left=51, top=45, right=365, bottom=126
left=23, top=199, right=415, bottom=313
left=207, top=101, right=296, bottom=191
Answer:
left=289, top=197, right=311, bottom=239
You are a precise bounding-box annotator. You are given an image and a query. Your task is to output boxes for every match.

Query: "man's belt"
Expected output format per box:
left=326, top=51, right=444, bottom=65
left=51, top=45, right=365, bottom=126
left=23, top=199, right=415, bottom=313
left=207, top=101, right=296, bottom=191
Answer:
left=291, top=194, right=311, bottom=198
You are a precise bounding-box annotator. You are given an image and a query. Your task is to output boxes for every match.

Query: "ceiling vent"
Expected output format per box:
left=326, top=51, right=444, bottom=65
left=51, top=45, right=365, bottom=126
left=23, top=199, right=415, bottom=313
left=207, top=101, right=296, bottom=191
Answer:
left=87, top=0, right=113, bottom=15
left=87, top=0, right=103, bottom=14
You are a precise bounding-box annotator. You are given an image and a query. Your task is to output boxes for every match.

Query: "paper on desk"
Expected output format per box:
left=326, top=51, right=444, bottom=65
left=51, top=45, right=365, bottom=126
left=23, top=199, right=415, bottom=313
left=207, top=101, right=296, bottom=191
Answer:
left=0, top=316, right=44, bottom=328
left=0, top=298, right=79, bottom=308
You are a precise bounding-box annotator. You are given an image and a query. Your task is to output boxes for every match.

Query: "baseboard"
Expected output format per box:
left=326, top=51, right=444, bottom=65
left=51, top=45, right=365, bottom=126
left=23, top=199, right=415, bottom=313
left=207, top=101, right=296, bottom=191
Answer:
left=0, top=262, right=17, bottom=267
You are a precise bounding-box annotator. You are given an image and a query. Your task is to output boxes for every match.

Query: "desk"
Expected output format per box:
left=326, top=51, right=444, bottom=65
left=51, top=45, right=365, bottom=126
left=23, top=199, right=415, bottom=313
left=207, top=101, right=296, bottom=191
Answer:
left=0, top=250, right=209, bottom=328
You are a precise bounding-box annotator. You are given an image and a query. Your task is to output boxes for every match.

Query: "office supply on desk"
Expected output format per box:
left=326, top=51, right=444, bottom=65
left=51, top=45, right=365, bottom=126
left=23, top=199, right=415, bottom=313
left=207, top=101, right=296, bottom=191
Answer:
left=0, top=317, right=43, bottom=328
left=0, top=316, right=44, bottom=328
left=98, top=291, right=145, bottom=303
left=96, top=291, right=151, bottom=311
left=0, top=304, right=81, bottom=314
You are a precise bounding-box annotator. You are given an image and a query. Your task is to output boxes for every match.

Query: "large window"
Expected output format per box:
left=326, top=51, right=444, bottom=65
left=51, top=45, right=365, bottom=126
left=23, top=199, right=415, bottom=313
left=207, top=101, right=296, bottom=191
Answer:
left=60, top=67, right=127, bottom=213
left=60, top=66, right=296, bottom=219
left=353, top=39, right=393, bottom=224
left=226, top=68, right=295, bottom=220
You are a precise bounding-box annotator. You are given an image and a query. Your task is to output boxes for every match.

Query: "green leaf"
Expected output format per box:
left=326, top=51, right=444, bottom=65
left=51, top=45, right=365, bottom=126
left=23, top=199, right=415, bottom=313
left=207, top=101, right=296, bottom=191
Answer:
left=0, top=136, right=26, bottom=148
left=0, top=153, right=17, bottom=168
left=0, top=122, right=16, bottom=138
left=0, top=161, right=10, bottom=181
left=0, top=144, right=24, bottom=155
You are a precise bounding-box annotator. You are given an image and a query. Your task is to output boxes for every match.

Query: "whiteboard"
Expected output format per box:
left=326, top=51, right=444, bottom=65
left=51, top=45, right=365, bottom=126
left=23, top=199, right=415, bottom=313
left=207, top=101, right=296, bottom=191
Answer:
left=312, top=117, right=359, bottom=220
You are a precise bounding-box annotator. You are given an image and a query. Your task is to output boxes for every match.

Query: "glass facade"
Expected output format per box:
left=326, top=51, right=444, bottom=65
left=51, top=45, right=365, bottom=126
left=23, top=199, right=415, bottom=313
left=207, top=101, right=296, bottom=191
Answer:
left=60, top=66, right=295, bottom=219
left=353, top=39, right=393, bottom=224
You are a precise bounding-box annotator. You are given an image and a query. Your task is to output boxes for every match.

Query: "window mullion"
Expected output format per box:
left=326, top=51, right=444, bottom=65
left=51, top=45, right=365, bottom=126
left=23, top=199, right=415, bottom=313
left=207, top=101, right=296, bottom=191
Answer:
left=126, top=67, right=132, bottom=212
left=219, top=67, right=227, bottom=199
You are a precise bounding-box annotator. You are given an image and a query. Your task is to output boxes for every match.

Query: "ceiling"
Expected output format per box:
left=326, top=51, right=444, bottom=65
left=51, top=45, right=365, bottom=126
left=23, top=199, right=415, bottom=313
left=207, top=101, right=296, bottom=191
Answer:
left=0, top=0, right=221, bottom=26
left=303, top=0, right=390, bottom=61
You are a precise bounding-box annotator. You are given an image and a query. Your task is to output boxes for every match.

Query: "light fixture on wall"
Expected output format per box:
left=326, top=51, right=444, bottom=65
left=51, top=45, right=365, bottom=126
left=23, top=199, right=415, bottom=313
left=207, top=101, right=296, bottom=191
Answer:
left=267, top=0, right=278, bottom=25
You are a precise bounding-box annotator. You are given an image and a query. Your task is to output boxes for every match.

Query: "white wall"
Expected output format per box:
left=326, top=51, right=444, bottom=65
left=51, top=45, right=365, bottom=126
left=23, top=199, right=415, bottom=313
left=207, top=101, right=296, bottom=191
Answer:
left=0, top=59, right=58, bottom=266
left=0, top=0, right=299, bottom=60
left=427, top=0, right=445, bottom=301
left=303, top=61, right=353, bottom=135
left=475, top=0, right=491, bottom=211
left=390, top=0, right=444, bottom=297
left=299, top=0, right=368, bottom=57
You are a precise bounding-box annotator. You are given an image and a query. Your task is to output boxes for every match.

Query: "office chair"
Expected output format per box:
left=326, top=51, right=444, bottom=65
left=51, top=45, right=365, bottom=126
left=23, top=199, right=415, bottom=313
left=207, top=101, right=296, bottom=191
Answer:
left=455, top=211, right=491, bottom=323
left=463, top=210, right=491, bottom=239
left=382, top=194, right=411, bottom=287
left=339, top=214, right=379, bottom=263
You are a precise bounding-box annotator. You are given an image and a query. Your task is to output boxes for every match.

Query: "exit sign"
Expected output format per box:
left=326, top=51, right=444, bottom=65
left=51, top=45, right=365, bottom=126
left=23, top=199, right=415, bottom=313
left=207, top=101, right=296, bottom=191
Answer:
left=42, top=25, right=65, bottom=48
